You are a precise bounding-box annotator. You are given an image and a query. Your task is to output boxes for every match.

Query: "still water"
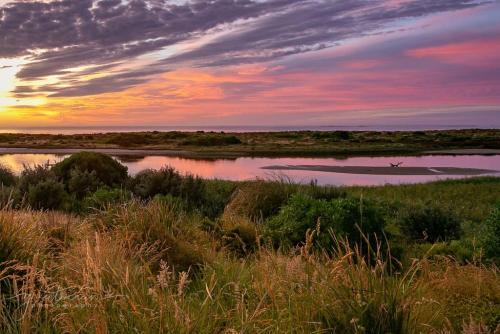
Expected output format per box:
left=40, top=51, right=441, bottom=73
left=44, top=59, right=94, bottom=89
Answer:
left=0, top=153, right=498, bottom=186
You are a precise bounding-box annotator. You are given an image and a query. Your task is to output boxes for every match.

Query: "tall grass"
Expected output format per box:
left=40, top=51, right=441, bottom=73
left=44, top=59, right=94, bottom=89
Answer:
left=0, top=202, right=498, bottom=333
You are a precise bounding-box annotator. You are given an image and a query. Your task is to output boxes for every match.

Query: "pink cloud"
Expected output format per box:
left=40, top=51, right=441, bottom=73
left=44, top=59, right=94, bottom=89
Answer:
left=406, top=38, right=500, bottom=67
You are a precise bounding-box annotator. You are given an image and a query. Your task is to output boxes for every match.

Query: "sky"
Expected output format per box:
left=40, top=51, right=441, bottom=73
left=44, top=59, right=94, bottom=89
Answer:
left=0, top=0, right=499, bottom=128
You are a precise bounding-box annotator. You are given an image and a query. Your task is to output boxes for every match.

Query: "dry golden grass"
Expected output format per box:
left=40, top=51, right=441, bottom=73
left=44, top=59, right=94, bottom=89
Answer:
left=0, top=203, right=498, bottom=333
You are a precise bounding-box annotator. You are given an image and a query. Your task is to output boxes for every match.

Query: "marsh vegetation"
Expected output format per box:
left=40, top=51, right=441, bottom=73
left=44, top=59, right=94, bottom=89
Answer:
left=0, top=152, right=498, bottom=333
left=0, top=129, right=498, bottom=157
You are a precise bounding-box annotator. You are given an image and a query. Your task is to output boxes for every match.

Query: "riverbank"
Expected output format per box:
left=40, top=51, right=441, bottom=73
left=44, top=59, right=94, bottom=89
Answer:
left=0, top=129, right=498, bottom=157
left=1, top=146, right=499, bottom=159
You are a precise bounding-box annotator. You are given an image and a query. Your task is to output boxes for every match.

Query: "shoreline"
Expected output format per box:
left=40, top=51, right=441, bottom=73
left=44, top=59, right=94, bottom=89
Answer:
left=0, top=147, right=499, bottom=159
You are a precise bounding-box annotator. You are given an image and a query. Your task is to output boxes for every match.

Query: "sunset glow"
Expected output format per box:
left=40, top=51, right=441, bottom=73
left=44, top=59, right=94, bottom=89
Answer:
left=1, top=0, right=499, bottom=127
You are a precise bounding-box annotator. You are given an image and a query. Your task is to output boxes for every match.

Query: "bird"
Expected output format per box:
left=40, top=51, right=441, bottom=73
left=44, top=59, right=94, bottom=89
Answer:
left=390, top=162, right=403, bottom=167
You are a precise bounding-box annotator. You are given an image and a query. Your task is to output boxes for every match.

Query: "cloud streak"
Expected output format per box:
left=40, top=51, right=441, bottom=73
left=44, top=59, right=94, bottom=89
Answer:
left=0, top=0, right=491, bottom=97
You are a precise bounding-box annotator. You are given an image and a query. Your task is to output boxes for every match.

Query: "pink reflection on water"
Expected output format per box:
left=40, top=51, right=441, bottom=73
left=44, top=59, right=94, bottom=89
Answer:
left=0, top=154, right=498, bottom=186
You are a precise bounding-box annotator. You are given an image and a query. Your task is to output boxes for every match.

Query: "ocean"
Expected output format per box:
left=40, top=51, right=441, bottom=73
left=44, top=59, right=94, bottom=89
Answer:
left=0, top=124, right=492, bottom=134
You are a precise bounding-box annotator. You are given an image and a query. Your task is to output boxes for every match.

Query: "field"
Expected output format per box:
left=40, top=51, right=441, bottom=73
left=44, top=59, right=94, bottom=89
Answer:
left=0, top=152, right=499, bottom=333
left=0, top=129, right=499, bottom=157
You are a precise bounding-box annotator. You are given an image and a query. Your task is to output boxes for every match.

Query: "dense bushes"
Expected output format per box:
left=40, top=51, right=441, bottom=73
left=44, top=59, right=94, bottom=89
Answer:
left=82, top=188, right=132, bottom=212
left=53, top=152, right=128, bottom=191
left=27, top=179, right=67, bottom=210
left=0, top=165, right=15, bottom=187
left=181, top=135, right=242, bottom=146
left=265, top=194, right=385, bottom=248
left=130, top=167, right=205, bottom=207
left=399, top=203, right=462, bottom=243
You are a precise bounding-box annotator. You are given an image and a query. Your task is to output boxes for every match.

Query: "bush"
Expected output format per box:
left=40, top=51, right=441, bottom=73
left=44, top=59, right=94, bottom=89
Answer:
left=399, top=204, right=462, bottom=243
left=131, top=167, right=182, bottom=199
left=265, top=194, right=385, bottom=249
left=199, top=180, right=236, bottom=219
left=0, top=165, right=15, bottom=187
left=27, top=179, right=67, bottom=210
left=479, top=203, right=500, bottom=261
left=67, top=169, right=102, bottom=199
left=82, top=188, right=132, bottom=212
left=18, top=164, right=54, bottom=195
left=53, top=152, right=128, bottom=190
left=130, top=167, right=206, bottom=207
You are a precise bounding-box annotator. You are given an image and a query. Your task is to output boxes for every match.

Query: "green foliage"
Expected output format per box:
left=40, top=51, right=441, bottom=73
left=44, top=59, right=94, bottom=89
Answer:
left=304, top=180, right=347, bottom=201
left=82, top=187, right=132, bottom=212
left=67, top=168, right=102, bottom=199
left=479, top=202, right=500, bottom=261
left=18, top=164, right=54, bottom=195
left=198, top=180, right=236, bottom=219
left=53, top=152, right=128, bottom=190
left=181, top=135, right=242, bottom=146
left=411, top=239, right=476, bottom=263
left=130, top=167, right=206, bottom=207
left=28, top=179, right=67, bottom=210
left=0, top=165, right=15, bottom=187
left=399, top=203, right=462, bottom=243
left=131, top=167, right=182, bottom=199
left=265, top=194, right=385, bottom=248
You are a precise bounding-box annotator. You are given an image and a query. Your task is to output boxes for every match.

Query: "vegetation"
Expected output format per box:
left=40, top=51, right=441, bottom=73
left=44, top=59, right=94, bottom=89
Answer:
left=0, top=129, right=498, bottom=156
left=0, top=153, right=498, bottom=332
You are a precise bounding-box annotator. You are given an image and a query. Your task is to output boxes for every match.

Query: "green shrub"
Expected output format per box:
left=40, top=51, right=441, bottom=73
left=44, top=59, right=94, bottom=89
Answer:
left=82, top=187, right=132, bottom=212
left=53, top=152, right=128, bottom=190
left=479, top=203, right=500, bottom=261
left=265, top=194, right=385, bottom=249
left=399, top=204, right=462, bottom=243
left=130, top=167, right=206, bottom=207
left=199, top=180, right=237, bottom=219
left=0, top=165, right=15, bottom=187
left=67, top=168, right=102, bottom=199
left=18, top=164, right=54, bottom=195
left=27, top=179, right=67, bottom=210
left=131, top=167, right=182, bottom=199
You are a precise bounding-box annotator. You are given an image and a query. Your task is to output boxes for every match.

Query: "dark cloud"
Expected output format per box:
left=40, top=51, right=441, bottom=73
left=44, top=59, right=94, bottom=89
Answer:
left=166, top=0, right=488, bottom=67
left=0, top=0, right=490, bottom=97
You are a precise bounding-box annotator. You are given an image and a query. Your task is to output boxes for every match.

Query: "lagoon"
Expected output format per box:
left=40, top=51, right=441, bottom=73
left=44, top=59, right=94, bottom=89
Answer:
left=0, top=153, right=498, bottom=186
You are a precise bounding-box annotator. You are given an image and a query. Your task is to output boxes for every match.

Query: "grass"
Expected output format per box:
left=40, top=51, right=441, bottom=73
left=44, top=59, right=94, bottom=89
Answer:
left=0, top=153, right=499, bottom=332
left=0, top=203, right=498, bottom=333
left=0, top=129, right=498, bottom=157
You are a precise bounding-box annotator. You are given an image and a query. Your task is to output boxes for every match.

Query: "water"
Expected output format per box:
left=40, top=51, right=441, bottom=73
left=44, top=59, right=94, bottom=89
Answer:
left=0, top=153, right=498, bottom=186
left=0, top=124, right=492, bottom=134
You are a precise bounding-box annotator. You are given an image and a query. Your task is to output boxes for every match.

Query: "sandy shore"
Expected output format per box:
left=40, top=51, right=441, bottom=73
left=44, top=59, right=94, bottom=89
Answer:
left=262, top=165, right=498, bottom=176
